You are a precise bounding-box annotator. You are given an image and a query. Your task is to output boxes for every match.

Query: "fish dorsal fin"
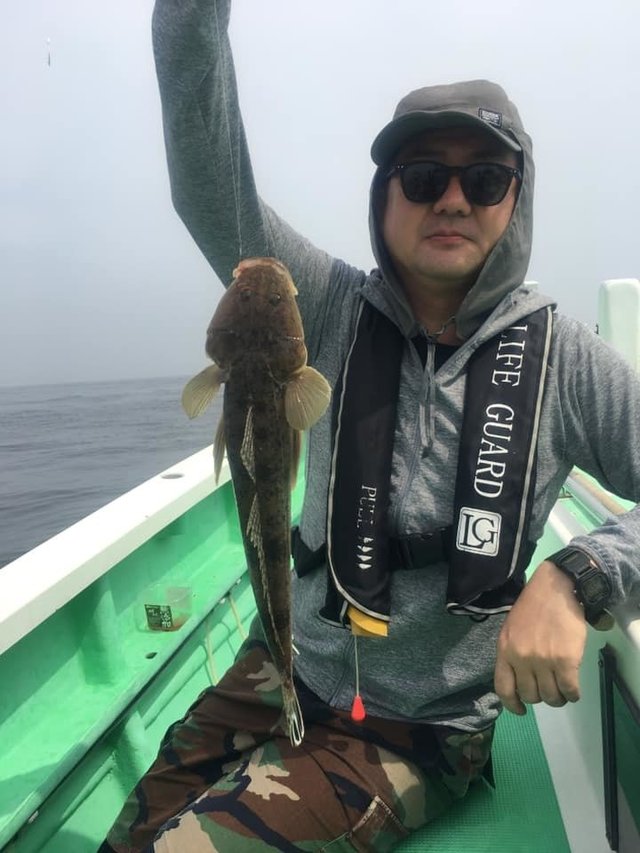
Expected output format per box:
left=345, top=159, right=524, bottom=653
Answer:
left=240, top=406, right=256, bottom=480
left=290, top=429, right=302, bottom=491
left=246, top=494, right=263, bottom=556
left=213, top=418, right=226, bottom=483
left=182, top=364, right=226, bottom=419
left=284, top=366, right=331, bottom=431
left=246, top=494, right=288, bottom=662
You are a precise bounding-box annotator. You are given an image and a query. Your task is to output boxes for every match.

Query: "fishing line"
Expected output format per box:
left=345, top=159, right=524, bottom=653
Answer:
left=213, top=1, right=244, bottom=258
left=351, top=635, right=366, bottom=722
left=354, top=634, right=360, bottom=693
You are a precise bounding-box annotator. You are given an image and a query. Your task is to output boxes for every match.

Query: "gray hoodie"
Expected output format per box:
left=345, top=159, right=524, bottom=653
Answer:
left=152, top=0, right=640, bottom=731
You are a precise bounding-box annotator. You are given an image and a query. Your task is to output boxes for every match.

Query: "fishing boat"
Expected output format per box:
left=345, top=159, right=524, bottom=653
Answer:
left=1, top=280, right=639, bottom=853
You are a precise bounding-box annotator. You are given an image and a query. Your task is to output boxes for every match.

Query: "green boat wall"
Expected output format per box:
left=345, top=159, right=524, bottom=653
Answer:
left=1, top=280, right=639, bottom=852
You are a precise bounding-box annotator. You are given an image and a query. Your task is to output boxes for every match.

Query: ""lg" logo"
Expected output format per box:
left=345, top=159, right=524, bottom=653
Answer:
left=456, top=508, right=502, bottom=556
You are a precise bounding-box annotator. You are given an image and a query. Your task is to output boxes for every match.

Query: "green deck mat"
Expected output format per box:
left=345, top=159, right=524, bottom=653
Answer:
left=399, top=710, right=570, bottom=852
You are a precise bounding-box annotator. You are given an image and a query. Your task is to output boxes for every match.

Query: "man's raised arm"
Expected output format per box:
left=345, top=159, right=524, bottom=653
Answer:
left=152, top=0, right=334, bottom=296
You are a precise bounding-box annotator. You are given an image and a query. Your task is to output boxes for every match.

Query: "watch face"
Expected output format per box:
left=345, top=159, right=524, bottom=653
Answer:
left=581, top=572, right=612, bottom=607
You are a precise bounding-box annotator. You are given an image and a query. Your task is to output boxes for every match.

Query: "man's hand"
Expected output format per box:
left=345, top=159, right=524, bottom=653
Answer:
left=494, top=560, right=588, bottom=715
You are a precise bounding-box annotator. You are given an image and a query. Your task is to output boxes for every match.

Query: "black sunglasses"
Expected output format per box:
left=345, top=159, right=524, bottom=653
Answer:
left=386, top=160, right=522, bottom=207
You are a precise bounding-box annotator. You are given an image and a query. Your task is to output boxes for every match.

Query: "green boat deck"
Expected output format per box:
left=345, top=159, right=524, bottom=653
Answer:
left=401, top=710, right=569, bottom=851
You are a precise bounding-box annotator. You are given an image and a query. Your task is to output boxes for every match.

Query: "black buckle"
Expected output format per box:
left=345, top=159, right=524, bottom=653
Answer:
left=396, top=536, right=414, bottom=568
left=393, top=529, right=450, bottom=570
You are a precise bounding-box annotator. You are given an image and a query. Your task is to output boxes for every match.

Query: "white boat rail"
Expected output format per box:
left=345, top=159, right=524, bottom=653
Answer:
left=0, top=448, right=228, bottom=657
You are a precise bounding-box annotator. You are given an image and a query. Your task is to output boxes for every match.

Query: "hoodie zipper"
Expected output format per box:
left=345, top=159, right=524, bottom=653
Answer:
left=419, top=341, right=437, bottom=451
left=390, top=336, right=437, bottom=531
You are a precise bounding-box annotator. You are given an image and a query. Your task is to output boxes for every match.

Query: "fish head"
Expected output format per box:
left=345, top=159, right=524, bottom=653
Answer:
left=206, top=258, right=308, bottom=378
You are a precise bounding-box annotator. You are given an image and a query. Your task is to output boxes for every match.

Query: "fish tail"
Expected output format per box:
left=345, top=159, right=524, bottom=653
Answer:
left=283, top=683, right=305, bottom=747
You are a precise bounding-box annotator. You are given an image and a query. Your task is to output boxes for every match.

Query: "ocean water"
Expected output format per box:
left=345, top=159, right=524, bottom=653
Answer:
left=0, top=376, right=220, bottom=568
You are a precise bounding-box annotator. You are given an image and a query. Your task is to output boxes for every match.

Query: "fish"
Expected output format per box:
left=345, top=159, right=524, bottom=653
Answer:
left=181, top=257, right=331, bottom=746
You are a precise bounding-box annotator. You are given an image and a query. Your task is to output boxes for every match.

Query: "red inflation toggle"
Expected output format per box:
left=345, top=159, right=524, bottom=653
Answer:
left=351, top=694, right=366, bottom=723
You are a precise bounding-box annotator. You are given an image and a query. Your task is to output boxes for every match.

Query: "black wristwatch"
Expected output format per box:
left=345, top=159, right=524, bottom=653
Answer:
left=547, top=547, right=614, bottom=631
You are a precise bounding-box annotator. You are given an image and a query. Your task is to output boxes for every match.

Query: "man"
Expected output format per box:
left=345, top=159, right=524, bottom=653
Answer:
left=101, top=1, right=640, bottom=850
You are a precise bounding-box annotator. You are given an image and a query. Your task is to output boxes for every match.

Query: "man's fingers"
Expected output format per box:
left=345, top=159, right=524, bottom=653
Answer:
left=496, top=656, right=579, bottom=711
left=555, top=664, right=581, bottom=704
left=536, top=670, right=569, bottom=708
left=511, top=669, right=541, bottom=706
left=494, top=655, right=526, bottom=716
left=535, top=656, right=581, bottom=705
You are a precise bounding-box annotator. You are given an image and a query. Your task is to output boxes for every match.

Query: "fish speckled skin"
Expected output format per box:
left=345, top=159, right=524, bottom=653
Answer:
left=183, top=258, right=331, bottom=745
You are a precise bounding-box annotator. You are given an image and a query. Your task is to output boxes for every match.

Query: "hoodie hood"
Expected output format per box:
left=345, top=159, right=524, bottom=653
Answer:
left=366, top=80, right=535, bottom=341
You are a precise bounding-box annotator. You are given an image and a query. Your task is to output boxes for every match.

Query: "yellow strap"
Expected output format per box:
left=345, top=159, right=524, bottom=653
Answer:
left=347, top=605, right=389, bottom=638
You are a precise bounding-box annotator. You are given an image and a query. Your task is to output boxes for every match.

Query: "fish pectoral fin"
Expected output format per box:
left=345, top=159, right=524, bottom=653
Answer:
left=290, top=430, right=302, bottom=491
left=213, top=418, right=226, bottom=483
left=182, top=365, right=226, bottom=419
left=284, top=366, right=331, bottom=431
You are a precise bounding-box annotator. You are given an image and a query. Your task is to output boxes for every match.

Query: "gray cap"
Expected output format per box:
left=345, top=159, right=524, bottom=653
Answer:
left=371, top=79, right=523, bottom=165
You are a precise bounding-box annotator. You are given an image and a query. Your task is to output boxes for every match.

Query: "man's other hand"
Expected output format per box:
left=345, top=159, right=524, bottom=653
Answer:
left=494, top=560, right=588, bottom=715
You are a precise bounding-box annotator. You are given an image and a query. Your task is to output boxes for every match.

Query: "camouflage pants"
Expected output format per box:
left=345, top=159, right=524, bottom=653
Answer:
left=101, top=637, right=494, bottom=852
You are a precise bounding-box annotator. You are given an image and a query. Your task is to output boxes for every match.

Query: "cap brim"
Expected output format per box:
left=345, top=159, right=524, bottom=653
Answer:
left=371, top=111, right=522, bottom=165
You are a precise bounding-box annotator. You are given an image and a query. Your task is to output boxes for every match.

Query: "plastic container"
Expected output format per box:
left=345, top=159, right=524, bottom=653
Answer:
left=137, top=584, right=192, bottom=632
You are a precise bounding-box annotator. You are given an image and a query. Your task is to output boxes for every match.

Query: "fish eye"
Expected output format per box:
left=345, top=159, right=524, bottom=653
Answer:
left=269, top=293, right=282, bottom=306
left=239, top=288, right=252, bottom=302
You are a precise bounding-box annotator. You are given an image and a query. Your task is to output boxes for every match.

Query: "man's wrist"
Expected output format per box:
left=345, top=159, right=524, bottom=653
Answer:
left=535, top=559, right=583, bottom=603
left=546, top=547, right=614, bottom=630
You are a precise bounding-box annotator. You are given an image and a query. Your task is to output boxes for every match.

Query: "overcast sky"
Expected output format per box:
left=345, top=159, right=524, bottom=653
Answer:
left=1, top=0, right=638, bottom=387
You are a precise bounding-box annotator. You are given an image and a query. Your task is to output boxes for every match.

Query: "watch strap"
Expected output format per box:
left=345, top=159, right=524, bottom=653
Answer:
left=547, top=547, right=613, bottom=630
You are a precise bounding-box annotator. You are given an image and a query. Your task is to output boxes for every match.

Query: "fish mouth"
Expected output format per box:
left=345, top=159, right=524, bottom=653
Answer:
left=207, top=327, right=239, bottom=341
left=210, top=328, right=303, bottom=344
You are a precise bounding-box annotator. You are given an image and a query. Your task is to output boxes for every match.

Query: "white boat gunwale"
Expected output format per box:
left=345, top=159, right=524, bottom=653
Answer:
left=0, top=449, right=231, bottom=658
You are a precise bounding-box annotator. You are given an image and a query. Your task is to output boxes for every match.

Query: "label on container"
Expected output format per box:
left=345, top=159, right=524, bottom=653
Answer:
left=145, top=604, right=174, bottom=631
